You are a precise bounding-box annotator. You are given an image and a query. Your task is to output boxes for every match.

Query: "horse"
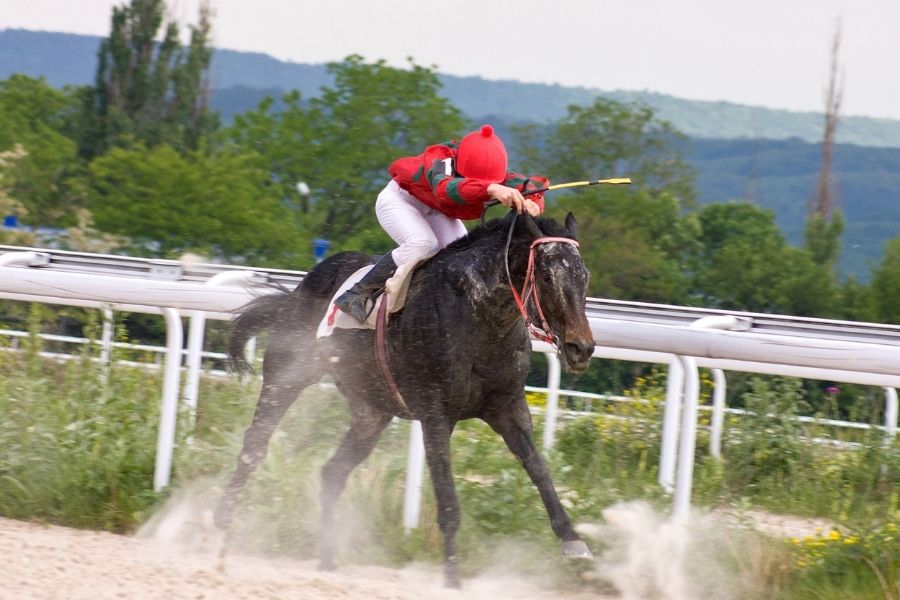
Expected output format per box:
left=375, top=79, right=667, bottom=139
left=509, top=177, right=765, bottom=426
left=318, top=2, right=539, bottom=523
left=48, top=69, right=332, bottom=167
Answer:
left=213, top=210, right=596, bottom=588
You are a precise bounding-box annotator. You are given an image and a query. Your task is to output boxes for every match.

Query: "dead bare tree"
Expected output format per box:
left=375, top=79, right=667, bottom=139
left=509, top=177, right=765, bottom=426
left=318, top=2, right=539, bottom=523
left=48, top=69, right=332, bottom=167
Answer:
left=806, top=18, right=846, bottom=268
left=810, top=18, right=844, bottom=219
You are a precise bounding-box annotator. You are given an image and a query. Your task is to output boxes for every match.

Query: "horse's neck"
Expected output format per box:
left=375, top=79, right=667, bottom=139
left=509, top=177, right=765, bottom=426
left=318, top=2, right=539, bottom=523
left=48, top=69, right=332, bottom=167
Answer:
left=425, top=238, right=528, bottom=320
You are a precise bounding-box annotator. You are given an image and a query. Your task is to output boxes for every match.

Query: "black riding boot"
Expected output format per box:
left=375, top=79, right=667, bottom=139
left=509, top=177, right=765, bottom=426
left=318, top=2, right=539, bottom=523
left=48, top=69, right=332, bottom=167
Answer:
left=334, top=253, right=398, bottom=323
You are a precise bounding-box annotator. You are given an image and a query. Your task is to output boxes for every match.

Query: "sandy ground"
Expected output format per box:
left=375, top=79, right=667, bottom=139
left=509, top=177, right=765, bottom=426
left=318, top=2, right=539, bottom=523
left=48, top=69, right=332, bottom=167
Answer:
left=0, top=501, right=832, bottom=600
left=0, top=516, right=608, bottom=600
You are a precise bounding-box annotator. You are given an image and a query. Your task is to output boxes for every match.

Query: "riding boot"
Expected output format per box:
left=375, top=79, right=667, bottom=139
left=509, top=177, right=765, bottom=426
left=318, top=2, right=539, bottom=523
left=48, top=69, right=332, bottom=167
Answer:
left=334, top=253, right=398, bottom=323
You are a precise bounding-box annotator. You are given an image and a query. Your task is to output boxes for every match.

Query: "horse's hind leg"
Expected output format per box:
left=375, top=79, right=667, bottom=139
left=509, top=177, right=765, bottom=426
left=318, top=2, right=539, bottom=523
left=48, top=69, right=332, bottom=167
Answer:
left=483, top=399, right=593, bottom=559
left=318, top=399, right=392, bottom=571
left=213, top=348, right=321, bottom=530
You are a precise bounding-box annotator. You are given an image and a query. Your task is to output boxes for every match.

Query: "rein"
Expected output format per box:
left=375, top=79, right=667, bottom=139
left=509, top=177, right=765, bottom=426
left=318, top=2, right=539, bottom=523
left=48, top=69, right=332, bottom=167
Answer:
left=374, top=296, right=414, bottom=418
left=503, top=215, right=579, bottom=347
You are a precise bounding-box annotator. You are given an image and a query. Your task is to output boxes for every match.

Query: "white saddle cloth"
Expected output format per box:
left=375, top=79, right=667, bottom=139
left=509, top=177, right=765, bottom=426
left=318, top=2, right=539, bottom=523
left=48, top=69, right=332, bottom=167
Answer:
left=315, top=255, right=429, bottom=338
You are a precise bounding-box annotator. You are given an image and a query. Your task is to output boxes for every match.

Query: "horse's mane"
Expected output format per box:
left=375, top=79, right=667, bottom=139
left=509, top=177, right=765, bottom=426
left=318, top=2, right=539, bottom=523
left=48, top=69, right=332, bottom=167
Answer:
left=440, top=213, right=575, bottom=255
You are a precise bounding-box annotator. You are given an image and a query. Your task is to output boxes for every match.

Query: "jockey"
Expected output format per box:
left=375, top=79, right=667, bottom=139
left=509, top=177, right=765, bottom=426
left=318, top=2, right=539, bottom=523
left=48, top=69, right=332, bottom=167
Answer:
left=335, top=124, right=549, bottom=323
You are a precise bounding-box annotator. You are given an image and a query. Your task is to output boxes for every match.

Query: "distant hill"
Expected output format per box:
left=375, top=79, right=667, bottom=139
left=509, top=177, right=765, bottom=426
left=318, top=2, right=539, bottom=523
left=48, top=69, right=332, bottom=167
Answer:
left=4, top=28, right=900, bottom=148
left=2, top=28, right=899, bottom=278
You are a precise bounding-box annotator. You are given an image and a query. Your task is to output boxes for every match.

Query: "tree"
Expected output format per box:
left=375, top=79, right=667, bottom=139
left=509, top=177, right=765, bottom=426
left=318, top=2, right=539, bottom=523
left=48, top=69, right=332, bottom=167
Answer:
left=550, top=188, right=697, bottom=302
left=0, top=75, right=83, bottom=225
left=513, top=97, right=697, bottom=205
left=79, top=0, right=217, bottom=158
left=805, top=19, right=845, bottom=269
left=224, top=55, right=467, bottom=253
left=509, top=98, right=698, bottom=303
left=835, top=275, right=877, bottom=323
left=690, top=202, right=838, bottom=315
left=88, top=143, right=302, bottom=265
left=870, top=237, right=900, bottom=324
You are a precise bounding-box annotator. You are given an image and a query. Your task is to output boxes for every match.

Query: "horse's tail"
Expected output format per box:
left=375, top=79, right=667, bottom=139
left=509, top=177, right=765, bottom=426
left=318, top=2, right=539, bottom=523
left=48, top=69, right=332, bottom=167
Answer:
left=226, top=290, right=294, bottom=373
left=226, top=251, right=374, bottom=373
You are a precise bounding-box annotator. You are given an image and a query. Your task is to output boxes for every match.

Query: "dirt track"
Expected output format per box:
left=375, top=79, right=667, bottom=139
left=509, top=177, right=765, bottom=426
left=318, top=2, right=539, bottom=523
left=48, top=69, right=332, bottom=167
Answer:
left=0, top=516, right=608, bottom=600
left=3, top=501, right=827, bottom=599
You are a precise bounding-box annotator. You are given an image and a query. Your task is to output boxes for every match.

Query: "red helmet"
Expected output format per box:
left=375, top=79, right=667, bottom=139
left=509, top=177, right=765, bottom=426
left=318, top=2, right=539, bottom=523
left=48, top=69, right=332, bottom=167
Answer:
left=456, top=124, right=508, bottom=182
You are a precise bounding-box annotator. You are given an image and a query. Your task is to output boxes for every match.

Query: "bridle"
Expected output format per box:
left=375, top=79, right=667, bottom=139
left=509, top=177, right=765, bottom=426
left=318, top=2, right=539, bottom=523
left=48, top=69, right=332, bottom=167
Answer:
left=503, top=214, right=580, bottom=347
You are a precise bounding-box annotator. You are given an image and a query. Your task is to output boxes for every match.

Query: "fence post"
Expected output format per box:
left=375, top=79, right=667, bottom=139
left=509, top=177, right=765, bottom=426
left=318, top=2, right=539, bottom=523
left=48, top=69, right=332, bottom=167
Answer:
left=659, top=356, right=685, bottom=492
left=542, top=351, right=562, bottom=451
left=153, top=307, right=184, bottom=492
left=885, top=387, right=898, bottom=444
left=99, top=308, right=114, bottom=387
left=183, top=271, right=267, bottom=425
left=403, top=420, right=426, bottom=532
left=709, top=369, right=727, bottom=457
left=673, top=356, right=700, bottom=519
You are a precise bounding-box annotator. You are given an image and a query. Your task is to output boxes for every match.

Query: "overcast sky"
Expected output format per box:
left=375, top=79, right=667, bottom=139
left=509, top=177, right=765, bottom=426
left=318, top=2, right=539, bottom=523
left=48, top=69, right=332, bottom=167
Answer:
left=4, top=0, right=899, bottom=120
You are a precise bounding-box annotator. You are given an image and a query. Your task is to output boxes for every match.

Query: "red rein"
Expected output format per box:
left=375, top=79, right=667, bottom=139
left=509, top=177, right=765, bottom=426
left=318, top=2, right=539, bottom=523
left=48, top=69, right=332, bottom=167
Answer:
left=509, top=237, right=580, bottom=346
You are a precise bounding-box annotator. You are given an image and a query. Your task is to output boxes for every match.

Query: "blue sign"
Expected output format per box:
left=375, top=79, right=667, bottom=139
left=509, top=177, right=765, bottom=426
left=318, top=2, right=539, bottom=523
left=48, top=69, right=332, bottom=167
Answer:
left=3, top=215, right=17, bottom=228
left=313, top=238, right=331, bottom=263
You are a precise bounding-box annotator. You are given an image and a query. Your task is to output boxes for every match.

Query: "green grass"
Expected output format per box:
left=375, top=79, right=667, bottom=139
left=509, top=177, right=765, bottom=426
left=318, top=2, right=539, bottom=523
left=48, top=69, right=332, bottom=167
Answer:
left=0, top=311, right=897, bottom=597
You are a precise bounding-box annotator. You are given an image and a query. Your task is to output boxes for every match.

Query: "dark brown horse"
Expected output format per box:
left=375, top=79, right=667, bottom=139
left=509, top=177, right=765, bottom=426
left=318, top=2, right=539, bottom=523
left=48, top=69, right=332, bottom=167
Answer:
left=214, top=211, right=596, bottom=587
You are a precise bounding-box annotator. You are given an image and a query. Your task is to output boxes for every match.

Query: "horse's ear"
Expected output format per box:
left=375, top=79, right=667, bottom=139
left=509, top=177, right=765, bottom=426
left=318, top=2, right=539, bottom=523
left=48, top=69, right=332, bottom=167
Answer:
left=565, top=212, right=578, bottom=238
left=523, top=213, right=544, bottom=239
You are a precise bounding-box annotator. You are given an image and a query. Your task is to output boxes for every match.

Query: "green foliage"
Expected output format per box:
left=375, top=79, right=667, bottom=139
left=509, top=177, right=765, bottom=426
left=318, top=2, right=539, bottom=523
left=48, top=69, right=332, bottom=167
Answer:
left=691, top=201, right=790, bottom=311
left=837, top=276, right=879, bottom=322
left=550, top=188, right=698, bottom=302
left=510, top=98, right=701, bottom=303
left=78, top=0, right=217, bottom=158
left=689, top=202, right=839, bottom=315
left=514, top=96, right=697, bottom=205
left=0, top=309, right=161, bottom=530
left=87, top=143, right=302, bottom=264
left=871, top=237, right=900, bottom=324
left=720, top=377, right=812, bottom=494
left=0, top=75, right=83, bottom=225
left=8, top=30, right=900, bottom=280
left=785, top=522, right=900, bottom=600
left=222, top=55, right=467, bottom=253
left=805, top=210, right=845, bottom=268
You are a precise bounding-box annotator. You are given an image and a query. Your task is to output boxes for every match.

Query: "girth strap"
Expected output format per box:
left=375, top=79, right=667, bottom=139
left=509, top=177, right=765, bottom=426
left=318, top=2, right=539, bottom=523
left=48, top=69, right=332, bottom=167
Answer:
left=375, top=295, right=413, bottom=417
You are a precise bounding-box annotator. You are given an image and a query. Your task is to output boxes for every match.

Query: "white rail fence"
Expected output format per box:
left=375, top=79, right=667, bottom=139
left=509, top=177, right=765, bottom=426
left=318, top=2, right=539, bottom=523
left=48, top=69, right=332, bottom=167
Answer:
left=1, top=245, right=899, bottom=524
left=6, top=325, right=892, bottom=446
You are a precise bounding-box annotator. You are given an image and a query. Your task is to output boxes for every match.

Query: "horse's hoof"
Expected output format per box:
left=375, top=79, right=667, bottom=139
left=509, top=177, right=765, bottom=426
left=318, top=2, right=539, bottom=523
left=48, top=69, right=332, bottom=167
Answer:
left=318, top=559, right=337, bottom=572
left=211, top=506, right=231, bottom=531
left=561, top=539, right=594, bottom=560
left=444, top=559, right=461, bottom=589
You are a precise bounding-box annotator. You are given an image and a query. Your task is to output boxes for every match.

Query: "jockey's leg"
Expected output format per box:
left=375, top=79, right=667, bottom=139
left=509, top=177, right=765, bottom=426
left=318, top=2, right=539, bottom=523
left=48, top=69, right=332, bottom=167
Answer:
left=333, top=252, right=397, bottom=323
left=336, top=180, right=453, bottom=323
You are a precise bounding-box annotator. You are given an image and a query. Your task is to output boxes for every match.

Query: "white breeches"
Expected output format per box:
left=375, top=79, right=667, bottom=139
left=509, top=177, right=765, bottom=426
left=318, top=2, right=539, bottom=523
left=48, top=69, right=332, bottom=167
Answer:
left=375, top=180, right=468, bottom=267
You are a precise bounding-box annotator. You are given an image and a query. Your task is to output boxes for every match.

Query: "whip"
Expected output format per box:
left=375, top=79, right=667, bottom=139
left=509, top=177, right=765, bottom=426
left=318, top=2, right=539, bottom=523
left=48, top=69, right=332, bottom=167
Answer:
left=485, top=177, right=632, bottom=209
left=524, top=177, right=632, bottom=196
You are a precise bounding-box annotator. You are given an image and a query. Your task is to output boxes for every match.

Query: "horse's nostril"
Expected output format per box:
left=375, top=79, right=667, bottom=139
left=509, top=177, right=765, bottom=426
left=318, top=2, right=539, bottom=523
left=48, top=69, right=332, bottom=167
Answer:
left=564, top=339, right=594, bottom=368
left=569, top=340, right=594, bottom=359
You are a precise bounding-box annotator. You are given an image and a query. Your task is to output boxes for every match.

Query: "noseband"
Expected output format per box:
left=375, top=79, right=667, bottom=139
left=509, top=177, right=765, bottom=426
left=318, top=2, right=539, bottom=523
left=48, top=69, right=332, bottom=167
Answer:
left=503, top=216, right=580, bottom=347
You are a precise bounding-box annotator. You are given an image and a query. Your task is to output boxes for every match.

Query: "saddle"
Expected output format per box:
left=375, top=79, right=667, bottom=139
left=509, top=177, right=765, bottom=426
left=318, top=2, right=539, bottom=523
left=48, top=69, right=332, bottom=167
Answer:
left=315, top=255, right=429, bottom=338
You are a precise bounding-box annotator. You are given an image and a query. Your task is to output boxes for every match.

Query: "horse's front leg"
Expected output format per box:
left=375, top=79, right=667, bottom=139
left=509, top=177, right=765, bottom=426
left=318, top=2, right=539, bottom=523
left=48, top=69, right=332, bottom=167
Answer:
left=421, top=417, right=462, bottom=589
left=484, top=398, right=593, bottom=559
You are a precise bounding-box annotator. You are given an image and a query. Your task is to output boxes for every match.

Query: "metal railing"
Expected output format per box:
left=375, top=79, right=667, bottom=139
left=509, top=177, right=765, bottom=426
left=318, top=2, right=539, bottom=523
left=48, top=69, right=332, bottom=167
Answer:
left=1, top=243, right=898, bottom=522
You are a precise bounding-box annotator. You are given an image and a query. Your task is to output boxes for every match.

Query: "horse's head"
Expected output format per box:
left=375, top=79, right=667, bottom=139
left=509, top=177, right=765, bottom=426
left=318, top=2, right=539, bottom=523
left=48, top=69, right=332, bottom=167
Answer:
left=515, top=213, right=595, bottom=373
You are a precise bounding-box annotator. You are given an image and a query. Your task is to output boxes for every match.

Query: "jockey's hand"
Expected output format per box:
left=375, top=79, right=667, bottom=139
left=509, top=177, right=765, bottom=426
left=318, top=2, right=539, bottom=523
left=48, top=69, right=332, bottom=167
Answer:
left=487, top=183, right=526, bottom=213
left=523, top=199, right=542, bottom=216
